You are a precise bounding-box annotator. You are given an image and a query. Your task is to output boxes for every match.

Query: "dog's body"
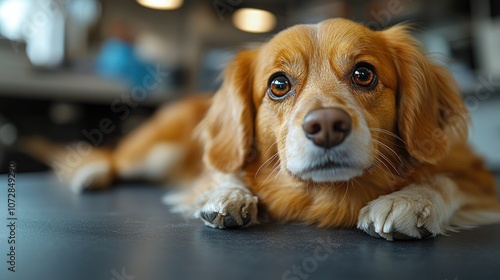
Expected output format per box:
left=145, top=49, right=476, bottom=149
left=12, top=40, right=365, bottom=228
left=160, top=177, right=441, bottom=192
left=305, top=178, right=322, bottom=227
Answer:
left=27, top=18, right=500, bottom=240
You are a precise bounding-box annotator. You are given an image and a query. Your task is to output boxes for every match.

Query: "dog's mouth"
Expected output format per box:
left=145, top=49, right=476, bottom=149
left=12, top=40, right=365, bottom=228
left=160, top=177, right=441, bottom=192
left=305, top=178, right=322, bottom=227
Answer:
left=294, top=158, right=365, bottom=183
left=303, top=160, right=353, bottom=172
left=284, top=123, right=372, bottom=183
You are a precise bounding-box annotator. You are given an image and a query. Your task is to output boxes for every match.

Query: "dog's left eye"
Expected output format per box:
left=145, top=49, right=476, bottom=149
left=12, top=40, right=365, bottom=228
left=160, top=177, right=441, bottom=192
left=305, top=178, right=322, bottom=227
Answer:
left=351, top=64, right=377, bottom=88
left=268, top=74, right=292, bottom=100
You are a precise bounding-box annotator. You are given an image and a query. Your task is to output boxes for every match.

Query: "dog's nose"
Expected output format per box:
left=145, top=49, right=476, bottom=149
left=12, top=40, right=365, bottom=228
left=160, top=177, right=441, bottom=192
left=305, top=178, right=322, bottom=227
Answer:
left=302, top=108, right=352, bottom=149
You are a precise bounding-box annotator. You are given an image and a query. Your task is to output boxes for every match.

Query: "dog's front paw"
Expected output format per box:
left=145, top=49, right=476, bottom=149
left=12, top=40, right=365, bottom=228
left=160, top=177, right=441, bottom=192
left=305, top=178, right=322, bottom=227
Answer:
left=196, top=186, right=258, bottom=229
left=357, top=192, right=442, bottom=241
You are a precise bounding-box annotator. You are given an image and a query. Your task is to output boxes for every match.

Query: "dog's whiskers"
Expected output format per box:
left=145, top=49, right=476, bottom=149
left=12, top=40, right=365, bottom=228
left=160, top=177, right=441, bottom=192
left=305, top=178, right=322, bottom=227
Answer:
left=371, top=150, right=397, bottom=180
left=255, top=152, right=279, bottom=178
left=376, top=150, right=400, bottom=175
left=369, top=128, right=405, bottom=143
left=259, top=159, right=284, bottom=189
left=262, top=140, right=279, bottom=158
left=337, top=181, right=349, bottom=206
left=372, top=139, right=404, bottom=165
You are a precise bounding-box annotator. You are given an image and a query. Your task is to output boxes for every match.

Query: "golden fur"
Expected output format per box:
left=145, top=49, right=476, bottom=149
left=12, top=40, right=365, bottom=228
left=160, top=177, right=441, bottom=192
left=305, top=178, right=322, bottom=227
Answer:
left=25, top=18, right=500, bottom=240
left=196, top=19, right=498, bottom=229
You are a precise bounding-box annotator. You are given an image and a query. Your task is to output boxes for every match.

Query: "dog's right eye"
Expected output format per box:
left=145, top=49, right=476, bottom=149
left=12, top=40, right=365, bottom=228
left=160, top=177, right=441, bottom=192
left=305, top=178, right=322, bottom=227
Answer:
left=351, top=63, right=377, bottom=89
left=268, top=74, right=292, bottom=100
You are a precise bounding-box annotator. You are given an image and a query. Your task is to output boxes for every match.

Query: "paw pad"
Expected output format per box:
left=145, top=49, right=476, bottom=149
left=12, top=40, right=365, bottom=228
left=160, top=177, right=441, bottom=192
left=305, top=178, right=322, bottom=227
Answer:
left=200, top=211, right=252, bottom=229
left=196, top=186, right=258, bottom=229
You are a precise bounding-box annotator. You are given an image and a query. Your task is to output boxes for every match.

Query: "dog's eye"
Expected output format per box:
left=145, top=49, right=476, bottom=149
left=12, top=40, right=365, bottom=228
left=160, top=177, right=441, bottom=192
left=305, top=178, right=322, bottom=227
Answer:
left=268, top=75, right=292, bottom=100
left=351, top=64, right=377, bottom=88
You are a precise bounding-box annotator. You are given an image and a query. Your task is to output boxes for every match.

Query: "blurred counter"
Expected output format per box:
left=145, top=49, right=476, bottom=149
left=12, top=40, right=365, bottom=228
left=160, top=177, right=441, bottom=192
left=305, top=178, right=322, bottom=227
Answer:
left=0, top=39, right=171, bottom=106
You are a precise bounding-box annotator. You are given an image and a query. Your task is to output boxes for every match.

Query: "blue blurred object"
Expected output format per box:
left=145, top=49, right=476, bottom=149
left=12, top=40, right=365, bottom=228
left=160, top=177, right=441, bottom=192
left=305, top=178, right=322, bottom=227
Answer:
left=95, top=38, right=152, bottom=88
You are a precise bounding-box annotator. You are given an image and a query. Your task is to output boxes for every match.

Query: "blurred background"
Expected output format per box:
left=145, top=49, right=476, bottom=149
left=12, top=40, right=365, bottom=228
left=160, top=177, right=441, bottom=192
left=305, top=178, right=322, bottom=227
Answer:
left=0, top=0, right=499, bottom=173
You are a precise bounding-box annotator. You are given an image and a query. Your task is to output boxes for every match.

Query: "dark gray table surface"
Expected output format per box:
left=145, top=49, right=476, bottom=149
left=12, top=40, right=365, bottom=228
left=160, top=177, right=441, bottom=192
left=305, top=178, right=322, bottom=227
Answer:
left=1, top=172, right=499, bottom=280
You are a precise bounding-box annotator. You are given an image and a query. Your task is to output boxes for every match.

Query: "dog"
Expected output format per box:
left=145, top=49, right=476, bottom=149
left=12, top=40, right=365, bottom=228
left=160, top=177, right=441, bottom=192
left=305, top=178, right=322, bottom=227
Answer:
left=24, top=18, right=500, bottom=241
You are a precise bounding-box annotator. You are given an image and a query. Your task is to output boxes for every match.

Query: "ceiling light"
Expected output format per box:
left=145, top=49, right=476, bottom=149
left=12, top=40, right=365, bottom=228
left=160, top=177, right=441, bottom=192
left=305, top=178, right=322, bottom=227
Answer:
left=136, top=0, right=183, bottom=10
left=233, top=8, right=276, bottom=33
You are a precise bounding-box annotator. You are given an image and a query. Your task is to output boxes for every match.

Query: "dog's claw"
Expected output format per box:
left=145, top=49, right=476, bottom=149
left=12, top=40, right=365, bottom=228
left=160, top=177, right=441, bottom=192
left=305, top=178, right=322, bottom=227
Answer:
left=200, top=211, right=252, bottom=229
left=365, top=223, right=432, bottom=240
left=200, top=211, right=218, bottom=224
left=358, top=195, right=438, bottom=241
left=197, top=186, right=258, bottom=229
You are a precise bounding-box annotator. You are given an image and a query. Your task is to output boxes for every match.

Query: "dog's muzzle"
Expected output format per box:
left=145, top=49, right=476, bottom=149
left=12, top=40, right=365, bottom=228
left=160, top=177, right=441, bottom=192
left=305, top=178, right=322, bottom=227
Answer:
left=302, top=107, right=352, bottom=149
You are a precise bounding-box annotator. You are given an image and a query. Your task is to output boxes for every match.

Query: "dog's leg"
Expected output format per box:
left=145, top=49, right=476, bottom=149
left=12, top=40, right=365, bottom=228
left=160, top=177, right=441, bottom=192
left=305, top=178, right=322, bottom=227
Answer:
left=66, top=141, right=187, bottom=193
left=357, top=175, right=500, bottom=241
left=65, top=147, right=115, bottom=193
left=112, top=98, right=209, bottom=183
left=114, top=142, right=185, bottom=182
left=60, top=131, right=185, bottom=193
left=165, top=172, right=259, bottom=229
left=20, top=97, right=209, bottom=192
left=18, top=137, right=115, bottom=193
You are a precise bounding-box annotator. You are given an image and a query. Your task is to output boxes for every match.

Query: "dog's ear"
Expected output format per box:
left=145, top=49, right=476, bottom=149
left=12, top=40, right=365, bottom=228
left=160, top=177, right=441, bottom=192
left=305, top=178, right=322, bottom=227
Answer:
left=383, top=25, right=469, bottom=164
left=198, top=50, right=257, bottom=173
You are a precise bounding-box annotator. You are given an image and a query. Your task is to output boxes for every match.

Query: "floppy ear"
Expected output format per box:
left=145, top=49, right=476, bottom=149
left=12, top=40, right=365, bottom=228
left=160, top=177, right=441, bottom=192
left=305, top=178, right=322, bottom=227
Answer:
left=383, top=25, right=469, bottom=164
left=198, top=50, right=257, bottom=173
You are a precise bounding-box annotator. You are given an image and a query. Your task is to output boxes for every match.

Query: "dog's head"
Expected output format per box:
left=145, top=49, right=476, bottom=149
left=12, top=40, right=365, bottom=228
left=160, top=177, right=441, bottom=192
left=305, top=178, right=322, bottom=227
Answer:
left=200, top=18, right=468, bottom=183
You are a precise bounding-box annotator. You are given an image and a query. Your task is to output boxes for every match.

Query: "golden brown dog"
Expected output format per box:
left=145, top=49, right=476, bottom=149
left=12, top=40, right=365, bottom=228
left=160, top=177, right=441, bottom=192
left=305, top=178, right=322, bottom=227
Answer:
left=28, top=18, right=500, bottom=240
